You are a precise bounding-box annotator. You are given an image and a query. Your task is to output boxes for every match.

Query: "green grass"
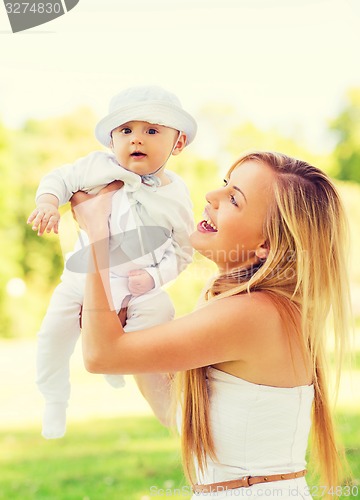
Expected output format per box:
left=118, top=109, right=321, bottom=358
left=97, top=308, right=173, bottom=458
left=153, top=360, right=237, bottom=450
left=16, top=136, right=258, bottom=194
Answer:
left=0, top=412, right=359, bottom=500
left=0, top=417, right=189, bottom=500
left=335, top=410, right=360, bottom=482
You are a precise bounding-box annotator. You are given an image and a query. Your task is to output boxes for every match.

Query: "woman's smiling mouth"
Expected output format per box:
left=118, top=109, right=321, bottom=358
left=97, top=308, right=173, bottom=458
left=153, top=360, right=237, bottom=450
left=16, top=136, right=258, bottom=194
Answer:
left=197, top=215, right=218, bottom=233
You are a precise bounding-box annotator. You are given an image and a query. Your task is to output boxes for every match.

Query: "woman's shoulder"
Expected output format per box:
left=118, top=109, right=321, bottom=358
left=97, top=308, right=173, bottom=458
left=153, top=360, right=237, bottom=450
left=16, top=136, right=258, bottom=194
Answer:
left=212, top=292, right=307, bottom=384
left=217, top=291, right=282, bottom=320
left=212, top=291, right=288, bottom=347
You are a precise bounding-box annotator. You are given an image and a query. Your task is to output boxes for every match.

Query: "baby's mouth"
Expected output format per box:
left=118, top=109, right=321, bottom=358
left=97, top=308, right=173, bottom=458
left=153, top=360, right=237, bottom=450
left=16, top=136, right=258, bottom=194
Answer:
left=131, top=151, right=146, bottom=158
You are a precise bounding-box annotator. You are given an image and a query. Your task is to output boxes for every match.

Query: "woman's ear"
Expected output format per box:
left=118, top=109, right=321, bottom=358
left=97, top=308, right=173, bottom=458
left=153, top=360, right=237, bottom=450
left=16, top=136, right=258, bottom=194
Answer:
left=255, top=240, right=270, bottom=261
left=172, top=133, right=187, bottom=156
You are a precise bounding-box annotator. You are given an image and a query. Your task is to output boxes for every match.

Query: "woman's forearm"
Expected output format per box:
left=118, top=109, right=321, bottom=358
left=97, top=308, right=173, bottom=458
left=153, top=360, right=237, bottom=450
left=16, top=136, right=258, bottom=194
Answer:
left=85, top=228, right=115, bottom=310
left=84, top=230, right=174, bottom=420
left=82, top=229, right=125, bottom=372
left=70, top=183, right=129, bottom=372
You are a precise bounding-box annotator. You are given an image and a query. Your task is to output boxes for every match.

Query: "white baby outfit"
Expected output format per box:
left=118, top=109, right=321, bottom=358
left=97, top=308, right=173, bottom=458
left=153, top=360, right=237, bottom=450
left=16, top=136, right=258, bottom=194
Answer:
left=36, top=151, right=193, bottom=438
left=191, top=367, right=314, bottom=499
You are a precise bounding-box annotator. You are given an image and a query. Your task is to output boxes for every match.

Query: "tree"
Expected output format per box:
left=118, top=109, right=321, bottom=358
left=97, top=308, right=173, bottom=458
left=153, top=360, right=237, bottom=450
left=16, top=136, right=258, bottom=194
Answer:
left=227, top=121, right=333, bottom=175
left=0, top=121, right=20, bottom=337
left=330, top=88, right=360, bottom=183
left=4, top=108, right=101, bottom=338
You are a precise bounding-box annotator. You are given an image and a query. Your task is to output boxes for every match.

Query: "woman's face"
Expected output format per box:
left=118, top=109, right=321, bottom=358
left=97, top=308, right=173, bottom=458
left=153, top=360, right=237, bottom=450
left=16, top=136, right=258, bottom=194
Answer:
left=190, top=160, right=276, bottom=272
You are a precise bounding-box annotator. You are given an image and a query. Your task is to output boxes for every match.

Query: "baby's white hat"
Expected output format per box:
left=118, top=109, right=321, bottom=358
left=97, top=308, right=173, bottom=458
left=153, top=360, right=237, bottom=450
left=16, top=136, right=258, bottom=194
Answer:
left=95, top=85, right=197, bottom=148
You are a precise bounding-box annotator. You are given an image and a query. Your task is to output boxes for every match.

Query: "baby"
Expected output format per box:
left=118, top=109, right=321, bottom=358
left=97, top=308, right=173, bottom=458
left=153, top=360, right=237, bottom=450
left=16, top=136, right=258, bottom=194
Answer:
left=27, top=85, right=197, bottom=439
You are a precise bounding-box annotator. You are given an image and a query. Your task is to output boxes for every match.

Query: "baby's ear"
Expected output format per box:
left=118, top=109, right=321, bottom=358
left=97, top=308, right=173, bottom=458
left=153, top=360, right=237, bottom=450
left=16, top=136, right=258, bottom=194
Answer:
left=172, top=133, right=187, bottom=156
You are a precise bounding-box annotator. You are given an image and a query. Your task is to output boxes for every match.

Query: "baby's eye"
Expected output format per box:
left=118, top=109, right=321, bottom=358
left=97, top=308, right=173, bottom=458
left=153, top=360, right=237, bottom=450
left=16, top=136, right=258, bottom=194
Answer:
left=148, top=128, right=158, bottom=135
left=121, top=127, right=132, bottom=134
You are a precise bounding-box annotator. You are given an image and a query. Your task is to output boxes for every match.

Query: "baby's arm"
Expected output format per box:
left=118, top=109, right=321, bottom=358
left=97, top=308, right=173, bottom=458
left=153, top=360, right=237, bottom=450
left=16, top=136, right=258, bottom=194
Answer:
left=27, top=193, right=60, bottom=236
left=27, top=152, right=117, bottom=237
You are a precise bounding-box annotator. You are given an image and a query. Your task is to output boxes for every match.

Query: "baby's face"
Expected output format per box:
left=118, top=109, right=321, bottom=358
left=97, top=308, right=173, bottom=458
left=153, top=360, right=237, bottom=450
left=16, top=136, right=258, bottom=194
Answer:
left=110, top=120, right=182, bottom=176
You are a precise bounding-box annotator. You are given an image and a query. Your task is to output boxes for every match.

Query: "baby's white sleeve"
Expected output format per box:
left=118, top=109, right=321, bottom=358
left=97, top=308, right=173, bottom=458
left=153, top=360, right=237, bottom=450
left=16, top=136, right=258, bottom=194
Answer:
left=35, top=154, right=94, bottom=206
left=35, top=152, right=141, bottom=206
left=145, top=244, right=178, bottom=288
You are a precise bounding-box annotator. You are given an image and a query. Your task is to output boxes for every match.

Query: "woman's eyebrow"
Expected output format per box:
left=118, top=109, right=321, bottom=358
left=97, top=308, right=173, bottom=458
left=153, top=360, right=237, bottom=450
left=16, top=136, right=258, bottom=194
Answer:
left=233, top=185, right=247, bottom=203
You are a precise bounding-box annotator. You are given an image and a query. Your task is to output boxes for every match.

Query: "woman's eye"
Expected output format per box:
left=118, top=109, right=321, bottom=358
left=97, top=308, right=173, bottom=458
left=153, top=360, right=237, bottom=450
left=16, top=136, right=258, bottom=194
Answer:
left=148, top=128, right=158, bottom=135
left=223, top=179, right=228, bottom=187
left=230, top=195, right=238, bottom=207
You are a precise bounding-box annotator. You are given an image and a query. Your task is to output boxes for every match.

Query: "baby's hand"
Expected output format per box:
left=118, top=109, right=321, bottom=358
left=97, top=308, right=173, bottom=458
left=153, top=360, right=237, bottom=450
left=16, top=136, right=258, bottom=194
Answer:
left=27, top=204, right=60, bottom=236
left=128, top=270, right=155, bottom=296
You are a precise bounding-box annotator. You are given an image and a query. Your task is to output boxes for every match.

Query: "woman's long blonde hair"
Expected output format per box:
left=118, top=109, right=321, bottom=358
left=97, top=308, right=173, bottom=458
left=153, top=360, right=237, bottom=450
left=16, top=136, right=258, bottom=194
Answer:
left=176, top=151, right=351, bottom=487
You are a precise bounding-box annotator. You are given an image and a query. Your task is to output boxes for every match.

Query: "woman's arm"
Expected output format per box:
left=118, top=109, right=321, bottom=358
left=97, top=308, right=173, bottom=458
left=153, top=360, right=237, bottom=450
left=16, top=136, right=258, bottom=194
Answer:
left=72, top=189, right=281, bottom=377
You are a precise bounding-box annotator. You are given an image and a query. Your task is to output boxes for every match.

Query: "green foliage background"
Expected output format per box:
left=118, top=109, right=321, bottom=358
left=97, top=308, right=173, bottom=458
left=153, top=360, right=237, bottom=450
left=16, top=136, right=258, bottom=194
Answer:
left=1, top=89, right=360, bottom=498
left=1, top=89, right=360, bottom=339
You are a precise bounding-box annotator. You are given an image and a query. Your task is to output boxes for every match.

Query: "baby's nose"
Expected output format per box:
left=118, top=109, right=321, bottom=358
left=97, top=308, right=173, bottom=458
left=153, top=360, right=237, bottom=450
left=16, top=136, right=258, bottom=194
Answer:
left=131, top=134, right=143, bottom=144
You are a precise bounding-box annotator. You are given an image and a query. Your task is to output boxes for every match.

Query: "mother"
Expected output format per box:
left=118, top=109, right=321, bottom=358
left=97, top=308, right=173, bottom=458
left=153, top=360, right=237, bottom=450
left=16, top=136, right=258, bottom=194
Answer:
left=71, top=151, right=351, bottom=499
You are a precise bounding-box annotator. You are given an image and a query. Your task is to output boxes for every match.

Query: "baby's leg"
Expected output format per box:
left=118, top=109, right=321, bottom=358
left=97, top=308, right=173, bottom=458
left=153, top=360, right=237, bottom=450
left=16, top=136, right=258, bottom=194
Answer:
left=125, top=290, right=175, bottom=332
left=104, top=290, right=175, bottom=388
left=36, top=279, right=83, bottom=439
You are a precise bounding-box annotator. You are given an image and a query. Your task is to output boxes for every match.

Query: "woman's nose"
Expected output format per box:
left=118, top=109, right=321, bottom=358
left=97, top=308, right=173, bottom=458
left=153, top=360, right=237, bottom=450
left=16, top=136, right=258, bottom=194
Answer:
left=205, top=189, right=220, bottom=209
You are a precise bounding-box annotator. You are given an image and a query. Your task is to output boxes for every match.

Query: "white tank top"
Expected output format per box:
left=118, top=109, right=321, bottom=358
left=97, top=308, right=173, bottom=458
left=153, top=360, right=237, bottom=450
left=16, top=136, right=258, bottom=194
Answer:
left=192, top=367, right=314, bottom=499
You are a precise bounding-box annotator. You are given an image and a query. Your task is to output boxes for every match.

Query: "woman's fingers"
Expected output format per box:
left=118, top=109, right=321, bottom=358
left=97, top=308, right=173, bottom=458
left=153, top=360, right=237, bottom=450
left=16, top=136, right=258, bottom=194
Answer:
left=70, top=181, right=123, bottom=231
left=98, top=180, right=124, bottom=194
left=70, top=190, right=93, bottom=209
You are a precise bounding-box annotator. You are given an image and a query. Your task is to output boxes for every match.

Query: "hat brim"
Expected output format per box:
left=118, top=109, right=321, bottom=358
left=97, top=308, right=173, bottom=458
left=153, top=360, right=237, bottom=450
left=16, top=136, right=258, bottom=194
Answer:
left=95, top=101, right=197, bottom=147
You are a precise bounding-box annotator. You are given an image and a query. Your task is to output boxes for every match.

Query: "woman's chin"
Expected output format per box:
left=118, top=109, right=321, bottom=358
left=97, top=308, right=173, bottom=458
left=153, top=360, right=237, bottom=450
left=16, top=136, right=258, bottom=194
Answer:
left=189, top=232, right=206, bottom=253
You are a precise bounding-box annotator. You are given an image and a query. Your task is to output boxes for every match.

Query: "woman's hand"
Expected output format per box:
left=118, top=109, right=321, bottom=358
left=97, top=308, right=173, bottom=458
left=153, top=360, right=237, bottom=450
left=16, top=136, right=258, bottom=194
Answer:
left=70, top=180, right=123, bottom=237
